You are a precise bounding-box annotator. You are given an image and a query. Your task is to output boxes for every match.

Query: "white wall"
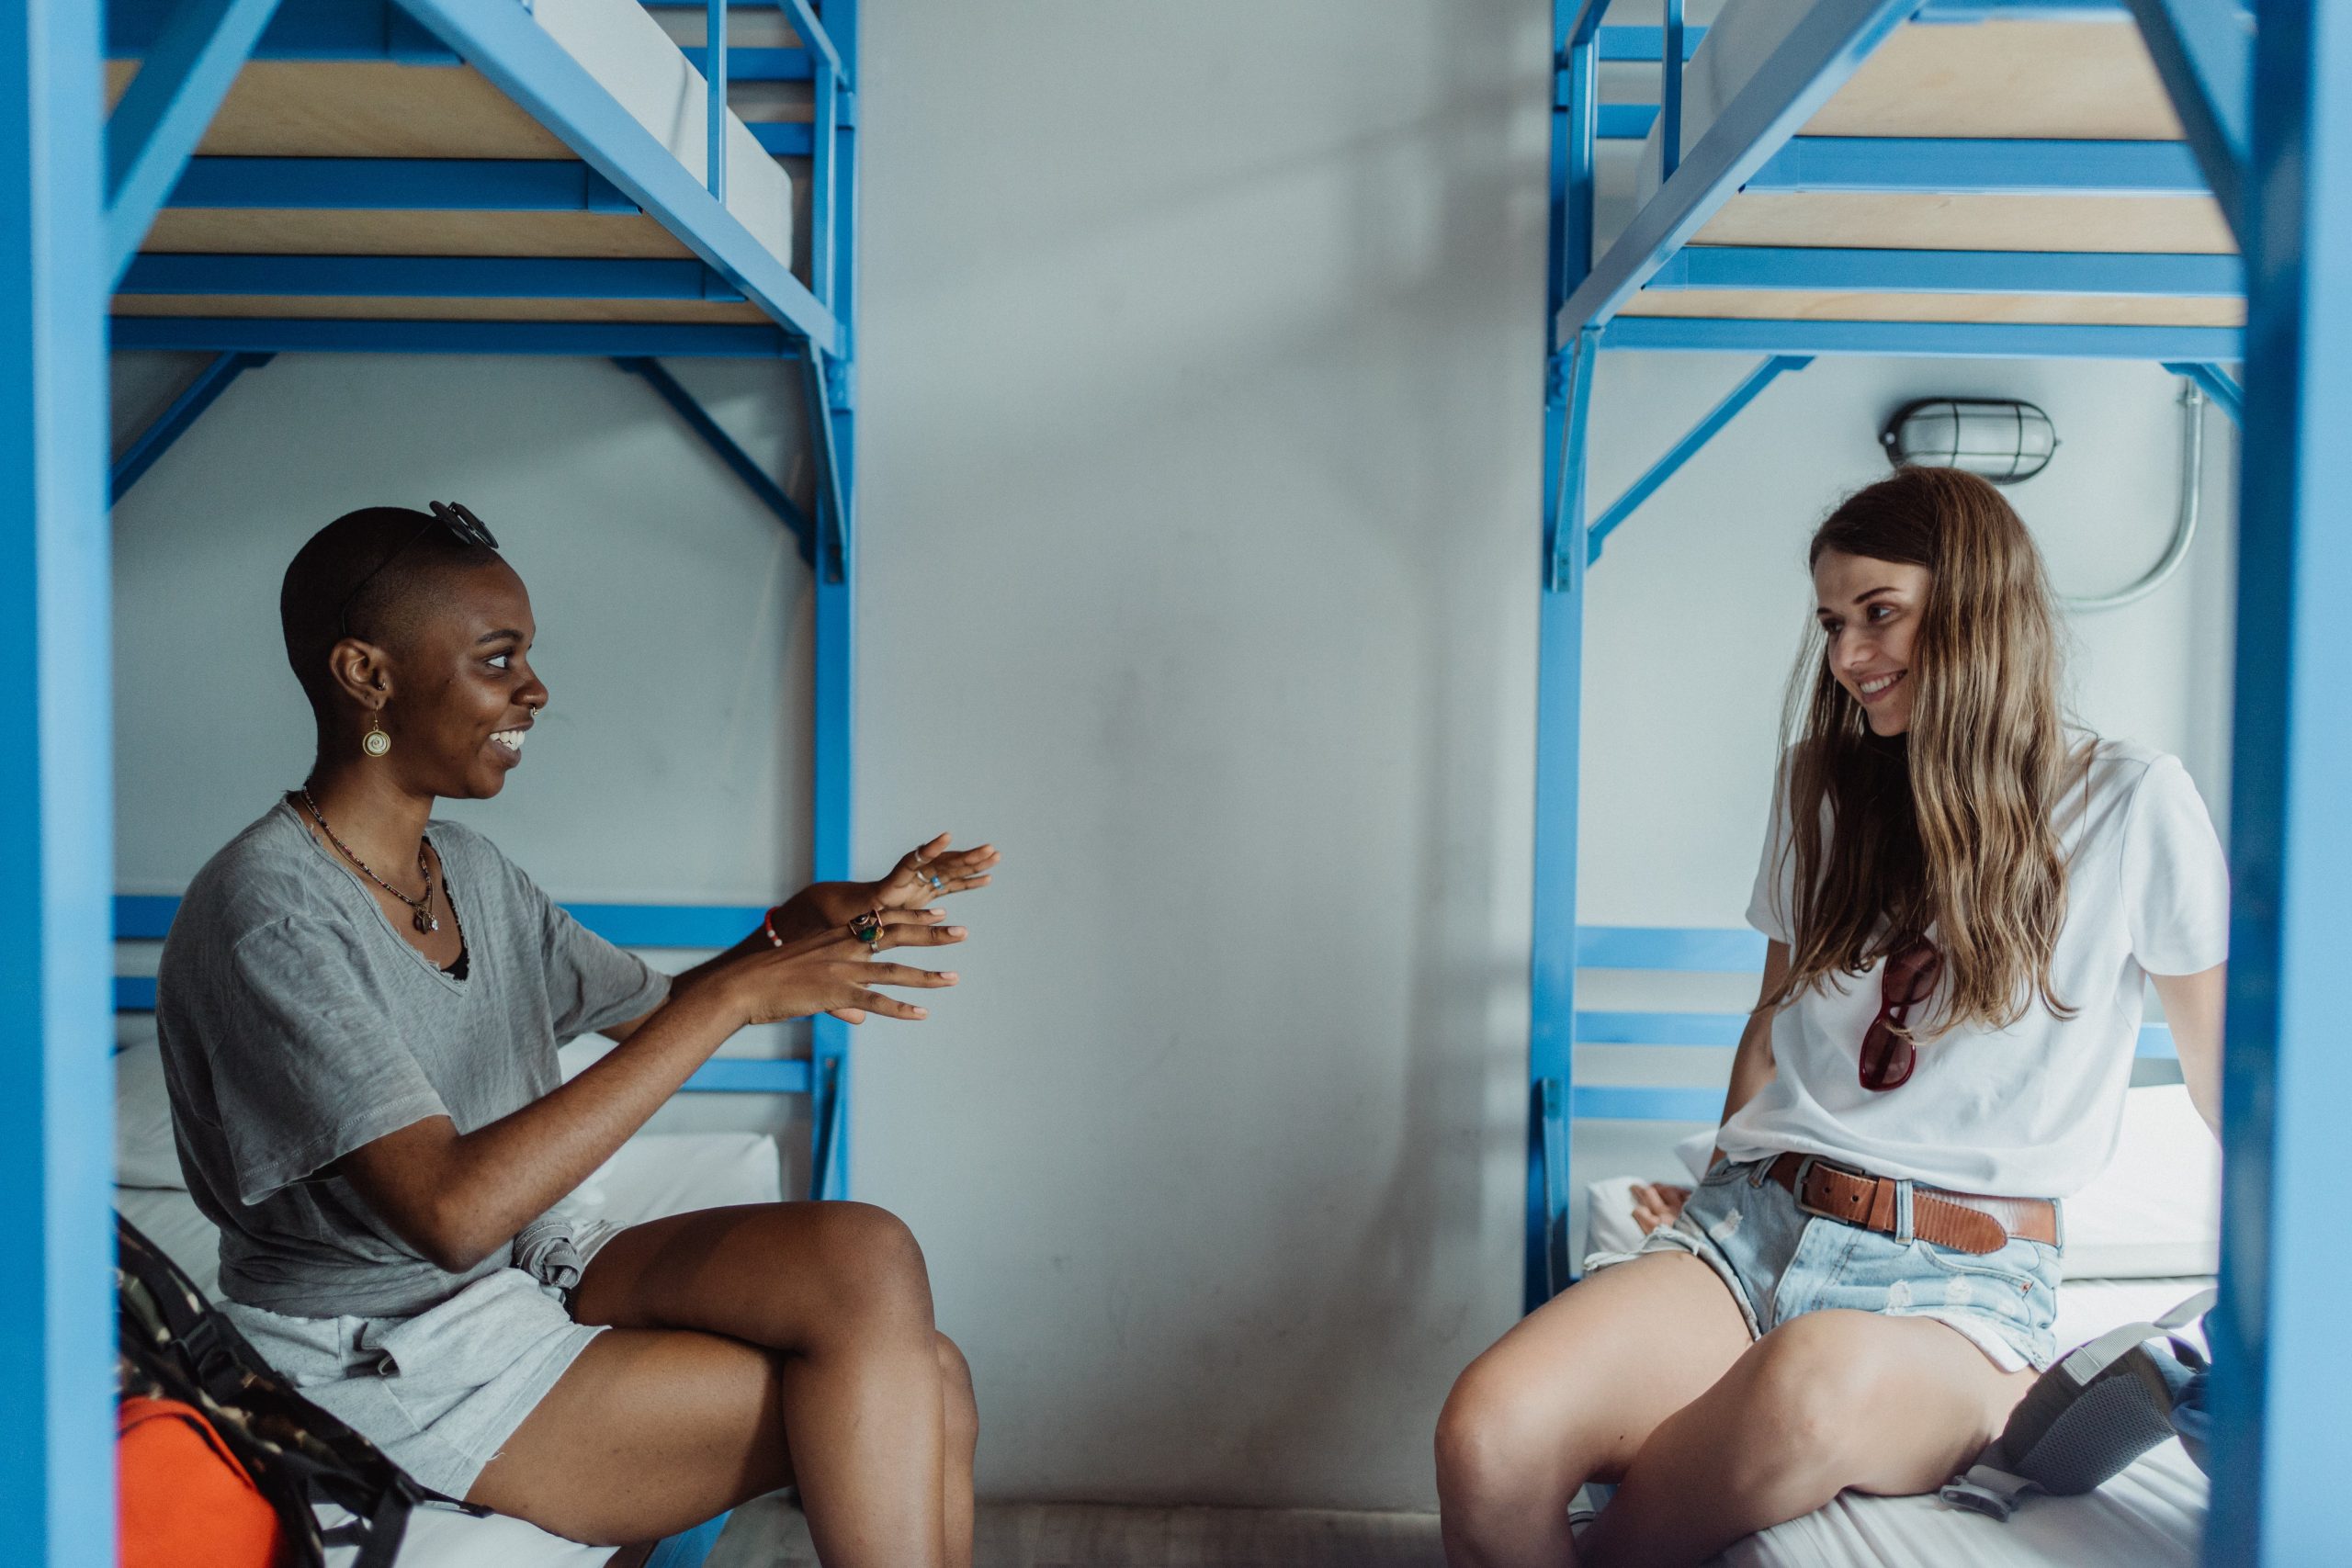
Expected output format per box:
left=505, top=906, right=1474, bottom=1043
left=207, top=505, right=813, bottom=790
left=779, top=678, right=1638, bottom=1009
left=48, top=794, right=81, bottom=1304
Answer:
left=107, top=0, right=2237, bottom=1513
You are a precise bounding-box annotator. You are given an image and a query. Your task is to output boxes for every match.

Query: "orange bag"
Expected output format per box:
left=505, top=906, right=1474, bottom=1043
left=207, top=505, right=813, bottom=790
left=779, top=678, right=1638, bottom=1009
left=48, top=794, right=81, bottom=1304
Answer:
left=118, top=1395, right=288, bottom=1568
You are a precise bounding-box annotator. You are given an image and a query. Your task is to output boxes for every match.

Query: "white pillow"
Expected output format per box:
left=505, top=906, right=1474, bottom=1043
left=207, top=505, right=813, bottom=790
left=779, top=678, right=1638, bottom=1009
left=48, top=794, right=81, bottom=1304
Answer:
left=1600, top=1084, right=2221, bottom=1281
left=114, top=1037, right=189, bottom=1190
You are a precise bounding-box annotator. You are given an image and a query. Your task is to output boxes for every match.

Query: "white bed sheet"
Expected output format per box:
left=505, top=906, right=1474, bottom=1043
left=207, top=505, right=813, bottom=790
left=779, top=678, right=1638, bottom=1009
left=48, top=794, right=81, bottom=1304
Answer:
left=535, top=0, right=796, bottom=268
left=119, top=1131, right=784, bottom=1568
left=1723, top=1442, right=2205, bottom=1568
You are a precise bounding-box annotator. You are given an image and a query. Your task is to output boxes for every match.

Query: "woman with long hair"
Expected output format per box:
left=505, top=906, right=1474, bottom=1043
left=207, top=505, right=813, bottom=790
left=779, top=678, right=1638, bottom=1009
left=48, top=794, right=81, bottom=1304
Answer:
left=156, top=505, right=996, bottom=1565
left=1434, top=467, right=2229, bottom=1566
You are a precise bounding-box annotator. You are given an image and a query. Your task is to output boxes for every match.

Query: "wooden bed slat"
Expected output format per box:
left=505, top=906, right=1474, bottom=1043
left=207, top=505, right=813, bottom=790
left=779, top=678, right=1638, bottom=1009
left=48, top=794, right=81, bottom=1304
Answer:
left=1697, top=193, right=2235, bottom=256
left=108, top=60, right=572, bottom=159
left=110, top=295, right=772, bottom=323
left=1617, top=289, right=2245, bottom=327
left=139, top=209, right=696, bottom=260
left=1808, top=21, right=2186, bottom=141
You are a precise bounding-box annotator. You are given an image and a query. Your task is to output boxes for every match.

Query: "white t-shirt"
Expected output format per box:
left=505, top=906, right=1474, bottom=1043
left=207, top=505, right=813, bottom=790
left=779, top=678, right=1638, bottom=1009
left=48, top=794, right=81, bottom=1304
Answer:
left=1716, top=739, right=2229, bottom=1198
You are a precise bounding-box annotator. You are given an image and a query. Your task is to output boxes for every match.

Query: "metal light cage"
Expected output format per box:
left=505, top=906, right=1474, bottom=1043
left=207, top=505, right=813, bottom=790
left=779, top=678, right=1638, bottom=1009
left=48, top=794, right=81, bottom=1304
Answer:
left=1879, top=398, right=2058, bottom=484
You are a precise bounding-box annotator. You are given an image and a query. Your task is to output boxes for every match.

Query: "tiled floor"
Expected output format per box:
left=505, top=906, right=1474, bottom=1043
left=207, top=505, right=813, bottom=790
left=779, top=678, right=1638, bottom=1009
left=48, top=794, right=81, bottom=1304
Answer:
left=708, top=1496, right=1447, bottom=1567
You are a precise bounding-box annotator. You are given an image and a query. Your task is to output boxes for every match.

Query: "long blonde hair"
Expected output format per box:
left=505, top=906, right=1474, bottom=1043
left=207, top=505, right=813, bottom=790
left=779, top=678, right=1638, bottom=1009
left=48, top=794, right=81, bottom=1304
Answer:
left=1766, top=467, right=2076, bottom=1032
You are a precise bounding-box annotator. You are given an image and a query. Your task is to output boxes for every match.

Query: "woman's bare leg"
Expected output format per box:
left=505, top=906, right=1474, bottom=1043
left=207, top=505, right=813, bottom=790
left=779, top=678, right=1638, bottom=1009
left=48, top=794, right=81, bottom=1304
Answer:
left=1580, top=1309, right=2034, bottom=1568
left=482, top=1200, right=969, bottom=1565
left=467, top=1325, right=793, bottom=1542
left=1435, top=1252, right=1751, bottom=1568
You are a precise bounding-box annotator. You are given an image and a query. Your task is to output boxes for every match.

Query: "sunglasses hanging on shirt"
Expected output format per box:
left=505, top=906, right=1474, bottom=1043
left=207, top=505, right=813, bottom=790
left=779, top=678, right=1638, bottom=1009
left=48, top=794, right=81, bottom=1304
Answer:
left=1859, top=937, right=1942, bottom=1091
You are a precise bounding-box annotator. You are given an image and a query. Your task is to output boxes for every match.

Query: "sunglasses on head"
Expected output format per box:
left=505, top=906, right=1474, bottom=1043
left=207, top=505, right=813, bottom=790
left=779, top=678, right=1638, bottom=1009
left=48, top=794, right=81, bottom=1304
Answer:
left=1860, top=937, right=1941, bottom=1091
left=335, top=502, right=502, bottom=639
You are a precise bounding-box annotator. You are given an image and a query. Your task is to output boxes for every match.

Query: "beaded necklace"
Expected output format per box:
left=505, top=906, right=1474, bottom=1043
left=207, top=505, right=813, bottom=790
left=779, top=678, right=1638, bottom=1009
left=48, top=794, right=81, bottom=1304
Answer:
left=296, top=787, right=440, bottom=934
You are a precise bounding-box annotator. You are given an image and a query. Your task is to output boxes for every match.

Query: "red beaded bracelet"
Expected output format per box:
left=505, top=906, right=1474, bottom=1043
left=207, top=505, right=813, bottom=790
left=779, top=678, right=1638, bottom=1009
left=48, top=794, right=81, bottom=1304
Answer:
left=760, top=906, right=786, bottom=948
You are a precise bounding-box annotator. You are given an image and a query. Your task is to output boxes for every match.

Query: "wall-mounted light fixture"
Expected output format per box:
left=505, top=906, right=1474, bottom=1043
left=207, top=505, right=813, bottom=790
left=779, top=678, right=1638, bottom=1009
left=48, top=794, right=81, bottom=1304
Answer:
left=1880, top=398, right=2057, bottom=484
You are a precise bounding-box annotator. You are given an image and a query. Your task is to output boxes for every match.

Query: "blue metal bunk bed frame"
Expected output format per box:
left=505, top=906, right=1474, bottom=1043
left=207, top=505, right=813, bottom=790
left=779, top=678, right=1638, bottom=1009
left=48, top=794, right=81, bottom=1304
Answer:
left=1531, top=0, right=2347, bottom=1559
left=6, top=0, right=860, bottom=1561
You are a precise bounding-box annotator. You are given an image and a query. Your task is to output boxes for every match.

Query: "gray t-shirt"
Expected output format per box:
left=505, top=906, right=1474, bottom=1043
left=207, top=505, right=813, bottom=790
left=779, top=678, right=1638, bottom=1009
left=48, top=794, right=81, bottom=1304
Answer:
left=155, top=800, right=669, bottom=1317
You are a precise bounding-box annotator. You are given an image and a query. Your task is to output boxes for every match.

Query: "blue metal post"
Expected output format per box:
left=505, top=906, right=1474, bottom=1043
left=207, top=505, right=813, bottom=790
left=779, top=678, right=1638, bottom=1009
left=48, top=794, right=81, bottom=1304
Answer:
left=705, top=0, right=727, bottom=201
left=1659, top=0, right=1685, bottom=181
left=1529, top=328, right=1593, bottom=1312
left=1530, top=0, right=1601, bottom=1314
left=1560, top=2, right=1604, bottom=288
left=807, top=0, right=857, bottom=1202
left=1, top=0, right=116, bottom=1558
left=810, top=60, right=838, bottom=309
left=2207, top=2, right=2352, bottom=1560
left=1588, top=355, right=1812, bottom=562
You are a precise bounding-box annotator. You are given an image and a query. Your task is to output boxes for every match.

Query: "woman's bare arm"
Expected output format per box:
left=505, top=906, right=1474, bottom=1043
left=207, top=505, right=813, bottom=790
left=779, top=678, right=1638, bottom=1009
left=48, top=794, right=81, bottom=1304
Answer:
left=1632, top=940, right=1790, bottom=1232
left=334, top=926, right=960, bottom=1272
left=1709, top=939, right=1792, bottom=1167
left=2152, top=963, right=2225, bottom=1134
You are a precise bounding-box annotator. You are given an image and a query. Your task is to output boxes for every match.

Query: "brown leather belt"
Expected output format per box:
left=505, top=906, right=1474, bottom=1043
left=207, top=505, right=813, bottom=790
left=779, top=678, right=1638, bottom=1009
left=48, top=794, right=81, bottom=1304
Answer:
left=1767, top=1153, right=2058, bottom=1257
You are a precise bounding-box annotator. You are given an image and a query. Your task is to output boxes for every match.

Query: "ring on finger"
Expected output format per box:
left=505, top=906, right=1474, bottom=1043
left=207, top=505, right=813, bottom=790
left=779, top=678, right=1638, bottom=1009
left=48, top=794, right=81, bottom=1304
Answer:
left=849, top=909, right=884, bottom=950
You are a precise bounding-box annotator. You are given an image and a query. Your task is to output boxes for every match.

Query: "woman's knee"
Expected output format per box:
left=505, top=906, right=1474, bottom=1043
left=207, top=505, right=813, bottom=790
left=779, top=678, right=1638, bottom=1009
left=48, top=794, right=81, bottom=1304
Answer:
left=1435, top=1353, right=1583, bottom=1512
left=805, top=1201, right=933, bottom=1319
left=1722, top=1314, right=1884, bottom=1487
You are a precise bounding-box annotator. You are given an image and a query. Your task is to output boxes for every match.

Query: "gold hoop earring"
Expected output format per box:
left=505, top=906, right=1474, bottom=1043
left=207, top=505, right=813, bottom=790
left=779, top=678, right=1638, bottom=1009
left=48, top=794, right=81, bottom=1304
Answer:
left=362, top=710, right=391, bottom=758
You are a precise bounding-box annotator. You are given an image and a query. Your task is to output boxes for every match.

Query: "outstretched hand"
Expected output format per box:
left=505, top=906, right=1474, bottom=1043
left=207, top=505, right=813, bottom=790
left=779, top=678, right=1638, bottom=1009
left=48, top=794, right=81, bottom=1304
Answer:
left=784, top=833, right=1000, bottom=937
left=871, top=833, right=1000, bottom=911
left=724, top=908, right=967, bottom=1027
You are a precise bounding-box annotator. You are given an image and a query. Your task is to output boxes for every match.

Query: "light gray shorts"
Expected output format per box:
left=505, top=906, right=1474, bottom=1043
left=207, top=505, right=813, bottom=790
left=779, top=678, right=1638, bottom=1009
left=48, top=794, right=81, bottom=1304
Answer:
left=222, top=1220, right=624, bottom=1500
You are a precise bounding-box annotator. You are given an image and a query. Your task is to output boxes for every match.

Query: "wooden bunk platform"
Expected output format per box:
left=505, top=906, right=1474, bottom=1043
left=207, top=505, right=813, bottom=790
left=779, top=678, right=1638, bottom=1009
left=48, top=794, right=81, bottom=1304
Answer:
left=106, top=1, right=809, bottom=331
left=1618, top=13, right=2243, bottom=333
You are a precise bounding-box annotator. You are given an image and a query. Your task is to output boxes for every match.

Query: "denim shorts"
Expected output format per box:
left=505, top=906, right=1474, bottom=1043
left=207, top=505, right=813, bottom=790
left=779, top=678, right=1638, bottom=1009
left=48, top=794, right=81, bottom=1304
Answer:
left=1596, top=1155, right=2064, bottom=1371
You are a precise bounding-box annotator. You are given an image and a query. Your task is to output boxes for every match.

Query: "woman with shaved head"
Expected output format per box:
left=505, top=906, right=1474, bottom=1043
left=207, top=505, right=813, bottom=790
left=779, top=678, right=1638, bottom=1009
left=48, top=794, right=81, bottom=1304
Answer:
left=154, top=504, right=996, bottom=1564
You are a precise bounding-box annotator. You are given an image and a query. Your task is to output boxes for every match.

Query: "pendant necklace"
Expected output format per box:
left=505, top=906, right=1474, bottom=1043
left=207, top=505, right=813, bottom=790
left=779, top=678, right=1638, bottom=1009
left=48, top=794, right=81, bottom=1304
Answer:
left=297, top=787, right=440, bottom=934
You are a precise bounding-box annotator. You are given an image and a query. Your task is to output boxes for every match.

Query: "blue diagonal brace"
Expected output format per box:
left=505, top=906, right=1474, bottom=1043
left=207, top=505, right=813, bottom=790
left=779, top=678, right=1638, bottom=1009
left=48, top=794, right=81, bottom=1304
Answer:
left=109, top=350, right=273, bottom=504
left=105, top=0, right=286, bottom=283
left=613, top=357, right=816, bottom=567
left=1589, top=355, right=1812, bottom=563
left=2120, top=0, right=2253, bottom=242
left=2163, top=359, right=2245, bottom=424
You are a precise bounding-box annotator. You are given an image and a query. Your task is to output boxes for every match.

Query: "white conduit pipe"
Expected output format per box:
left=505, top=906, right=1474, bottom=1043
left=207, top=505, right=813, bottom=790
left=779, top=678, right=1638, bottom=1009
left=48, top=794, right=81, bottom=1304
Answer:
left=2062, top=378, right=2206, bottom=613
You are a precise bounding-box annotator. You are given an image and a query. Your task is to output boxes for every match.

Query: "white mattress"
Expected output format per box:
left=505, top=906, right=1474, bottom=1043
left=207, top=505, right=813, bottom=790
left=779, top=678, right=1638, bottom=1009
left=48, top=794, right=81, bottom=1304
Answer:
left=120, top=1131, right=784, bottom=1568
left=1581, top=1178, right=2211, bottom=1566
left=536, top=0, right=795, bottom=265
left=1724, top=1441, right=2205, bottom=1568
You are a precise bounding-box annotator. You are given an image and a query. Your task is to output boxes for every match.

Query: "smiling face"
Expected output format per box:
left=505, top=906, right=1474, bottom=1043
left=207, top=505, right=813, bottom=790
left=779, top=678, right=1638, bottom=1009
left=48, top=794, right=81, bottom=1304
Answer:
left=376, top=558, right=548, bottom=799
left=1812, top=548, right=1930, bottom=737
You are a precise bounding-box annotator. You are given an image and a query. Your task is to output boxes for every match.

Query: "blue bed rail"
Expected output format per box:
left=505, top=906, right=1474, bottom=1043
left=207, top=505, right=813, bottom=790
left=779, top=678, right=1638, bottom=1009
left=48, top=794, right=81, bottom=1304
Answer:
left=110, top=895, right=844, bottom=1201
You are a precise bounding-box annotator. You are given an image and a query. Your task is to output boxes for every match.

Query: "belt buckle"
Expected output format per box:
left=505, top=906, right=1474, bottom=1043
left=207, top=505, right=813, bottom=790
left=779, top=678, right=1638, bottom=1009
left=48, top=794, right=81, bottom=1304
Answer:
left=1790, top=1154, right=1868, bottom=1224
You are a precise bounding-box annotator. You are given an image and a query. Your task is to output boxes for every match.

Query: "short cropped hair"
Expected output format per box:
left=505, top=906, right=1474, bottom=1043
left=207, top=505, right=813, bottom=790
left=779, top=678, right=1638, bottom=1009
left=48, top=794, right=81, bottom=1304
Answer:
left=279, top=507, right=499, bottom=709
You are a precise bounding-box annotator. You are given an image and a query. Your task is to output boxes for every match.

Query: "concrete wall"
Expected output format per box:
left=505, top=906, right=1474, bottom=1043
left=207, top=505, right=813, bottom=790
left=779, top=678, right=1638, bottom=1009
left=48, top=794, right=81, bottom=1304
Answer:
left=108, top=0, right=2236, bottom=1511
